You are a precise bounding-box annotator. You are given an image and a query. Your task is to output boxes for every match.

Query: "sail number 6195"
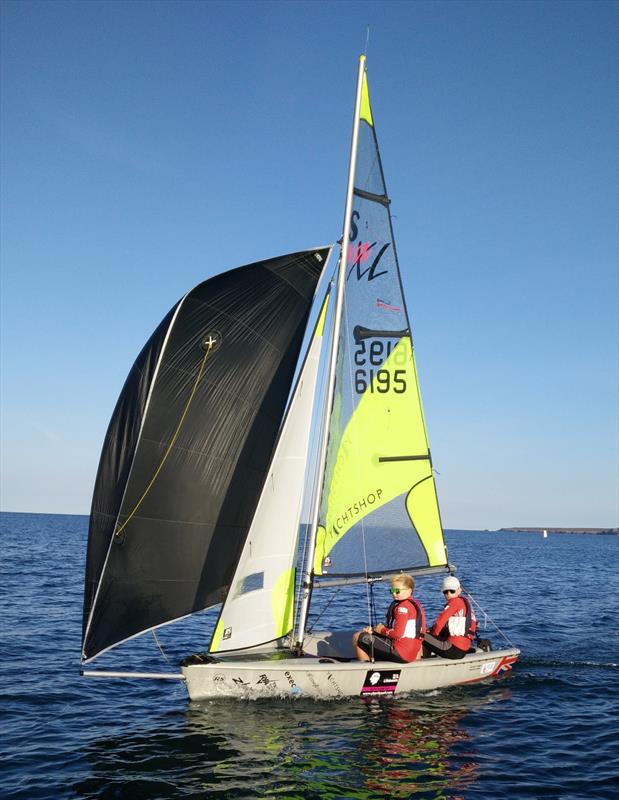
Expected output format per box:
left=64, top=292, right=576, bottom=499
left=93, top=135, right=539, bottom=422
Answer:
left=354, top=340, right=408, bottom=395
left=355, top=369, right=406, bottom=394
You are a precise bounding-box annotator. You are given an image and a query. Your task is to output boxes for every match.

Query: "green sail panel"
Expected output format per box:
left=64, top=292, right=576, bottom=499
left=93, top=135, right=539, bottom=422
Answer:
left=314, top=70, right=447, bottom=577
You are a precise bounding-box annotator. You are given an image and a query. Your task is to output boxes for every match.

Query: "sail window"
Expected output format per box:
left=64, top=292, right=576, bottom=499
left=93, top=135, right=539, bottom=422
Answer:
left=237, top=572, right=264, bottom=595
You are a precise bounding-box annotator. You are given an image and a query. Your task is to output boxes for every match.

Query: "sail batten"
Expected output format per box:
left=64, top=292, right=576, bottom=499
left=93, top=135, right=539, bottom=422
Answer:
left=379, top=455, right=431, bottom=463
left=353, top=188, right=390, bottom=205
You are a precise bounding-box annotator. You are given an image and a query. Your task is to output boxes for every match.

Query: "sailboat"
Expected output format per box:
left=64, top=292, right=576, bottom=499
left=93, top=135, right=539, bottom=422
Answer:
left=81, top=57, right=519, bottom=700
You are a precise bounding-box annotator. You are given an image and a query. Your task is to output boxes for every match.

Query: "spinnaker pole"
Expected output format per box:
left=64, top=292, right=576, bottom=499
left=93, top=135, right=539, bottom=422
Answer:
left=293, top=55, right=367, bottom=651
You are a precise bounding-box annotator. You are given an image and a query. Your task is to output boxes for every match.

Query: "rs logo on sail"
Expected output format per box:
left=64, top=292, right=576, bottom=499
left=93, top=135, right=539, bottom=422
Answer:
left=347, top=211, right=390, bottom=282
left=333, top=488, right=383, bottom=533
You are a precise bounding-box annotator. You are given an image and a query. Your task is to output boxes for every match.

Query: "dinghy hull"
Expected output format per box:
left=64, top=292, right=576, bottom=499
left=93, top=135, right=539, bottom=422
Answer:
left=182, top=648, right=519, bottom=701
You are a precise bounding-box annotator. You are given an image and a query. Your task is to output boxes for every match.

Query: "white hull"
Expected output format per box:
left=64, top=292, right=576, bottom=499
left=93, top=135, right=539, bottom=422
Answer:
left=182, top=647, right=520, bottom=701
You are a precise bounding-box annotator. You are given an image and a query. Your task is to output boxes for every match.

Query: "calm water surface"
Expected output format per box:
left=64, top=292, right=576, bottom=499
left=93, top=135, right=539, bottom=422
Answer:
left=1, top=512, right=617, bottom=799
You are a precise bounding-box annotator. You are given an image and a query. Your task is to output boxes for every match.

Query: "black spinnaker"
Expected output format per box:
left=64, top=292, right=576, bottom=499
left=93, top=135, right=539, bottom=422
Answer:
left=82, top=248, right=328, bottom=661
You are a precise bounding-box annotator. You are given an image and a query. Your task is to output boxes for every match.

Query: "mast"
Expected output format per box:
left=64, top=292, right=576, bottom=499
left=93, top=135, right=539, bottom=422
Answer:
left=293, top=56, right=367, bottom=651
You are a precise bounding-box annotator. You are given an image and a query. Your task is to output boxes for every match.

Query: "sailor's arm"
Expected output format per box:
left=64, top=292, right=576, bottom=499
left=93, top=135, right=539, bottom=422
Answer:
left=430, top=605, right=453, bottom=636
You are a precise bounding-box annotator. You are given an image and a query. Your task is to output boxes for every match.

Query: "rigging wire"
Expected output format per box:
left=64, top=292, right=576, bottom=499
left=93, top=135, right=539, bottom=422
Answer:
left=465, top=589, right=516, bottom=648
left=369, top=581, right=377, bottom=628
left=152, top=629, right=174, bottom=668
left=307, top=585, right=343, bottom=633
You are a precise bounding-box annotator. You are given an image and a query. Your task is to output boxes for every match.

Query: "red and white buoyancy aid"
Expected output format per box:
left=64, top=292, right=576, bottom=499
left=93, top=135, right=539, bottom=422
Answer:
left=384, top=597, right=426, bottom=661
left=431, top=596, right=477, bottom=652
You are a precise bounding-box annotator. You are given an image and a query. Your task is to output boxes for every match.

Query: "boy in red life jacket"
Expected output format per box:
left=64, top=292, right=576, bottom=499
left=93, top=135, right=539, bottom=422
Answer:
left=353, top=573, right=426, bottom=663
left=422, top=575, right=477, bottom=660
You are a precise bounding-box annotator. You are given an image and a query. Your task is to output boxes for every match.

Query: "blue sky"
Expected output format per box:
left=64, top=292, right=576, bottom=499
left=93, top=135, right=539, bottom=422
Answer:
left=1, top=0, right=617, bottom=528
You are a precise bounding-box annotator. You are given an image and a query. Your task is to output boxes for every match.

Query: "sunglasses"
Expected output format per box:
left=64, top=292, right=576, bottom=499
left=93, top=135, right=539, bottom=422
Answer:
left=443, top=589, right=457, bottom=595
left=389, top=587, right=404, bottom=594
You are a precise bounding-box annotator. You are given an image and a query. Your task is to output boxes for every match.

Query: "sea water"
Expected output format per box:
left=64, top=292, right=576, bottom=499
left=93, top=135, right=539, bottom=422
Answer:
left=1, top=512, right=617, bottom=799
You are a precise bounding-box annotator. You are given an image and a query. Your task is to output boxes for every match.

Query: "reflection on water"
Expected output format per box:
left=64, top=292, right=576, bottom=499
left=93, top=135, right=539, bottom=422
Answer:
left=359, top=702, right=478, bottom=799
left=74, top=684, right=511, bottom=799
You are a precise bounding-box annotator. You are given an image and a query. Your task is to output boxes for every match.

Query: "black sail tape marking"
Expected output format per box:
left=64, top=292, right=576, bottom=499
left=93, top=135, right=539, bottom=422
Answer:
left=353, top=326, right=409, bottom=342
left=353, top=187, right=390, bottom=207
left=378, top=455, right=431, bottom=463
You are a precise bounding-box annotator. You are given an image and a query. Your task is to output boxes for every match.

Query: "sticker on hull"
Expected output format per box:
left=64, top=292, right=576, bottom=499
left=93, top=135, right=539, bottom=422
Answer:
left=361, top=669, right=401, bottom=695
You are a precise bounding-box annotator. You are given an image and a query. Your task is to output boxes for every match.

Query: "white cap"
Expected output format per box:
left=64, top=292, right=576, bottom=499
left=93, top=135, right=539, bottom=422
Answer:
left=441, top=575, right=460, bottom=592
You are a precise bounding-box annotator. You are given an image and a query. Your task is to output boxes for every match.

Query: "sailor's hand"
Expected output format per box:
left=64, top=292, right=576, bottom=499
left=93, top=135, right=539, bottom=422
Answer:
left=374, top=623, right=386, bottom=634
left=363, top=626, right=373, bottom=634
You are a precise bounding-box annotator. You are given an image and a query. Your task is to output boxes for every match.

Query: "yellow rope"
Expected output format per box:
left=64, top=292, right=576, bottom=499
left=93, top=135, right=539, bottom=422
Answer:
left=114, top=340, right=213, bottom=539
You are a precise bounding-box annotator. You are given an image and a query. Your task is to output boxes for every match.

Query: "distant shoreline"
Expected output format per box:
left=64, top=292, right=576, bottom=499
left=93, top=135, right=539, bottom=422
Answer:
left=0, top=511, right=617, bottom=536
left=497, top=527, right=618, bottom=536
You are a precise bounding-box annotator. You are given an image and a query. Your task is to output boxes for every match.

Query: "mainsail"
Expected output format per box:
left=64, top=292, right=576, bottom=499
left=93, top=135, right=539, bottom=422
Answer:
left=82, top=249, right=328, bottom=661
left=312, top=62, right=448, bottom=581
